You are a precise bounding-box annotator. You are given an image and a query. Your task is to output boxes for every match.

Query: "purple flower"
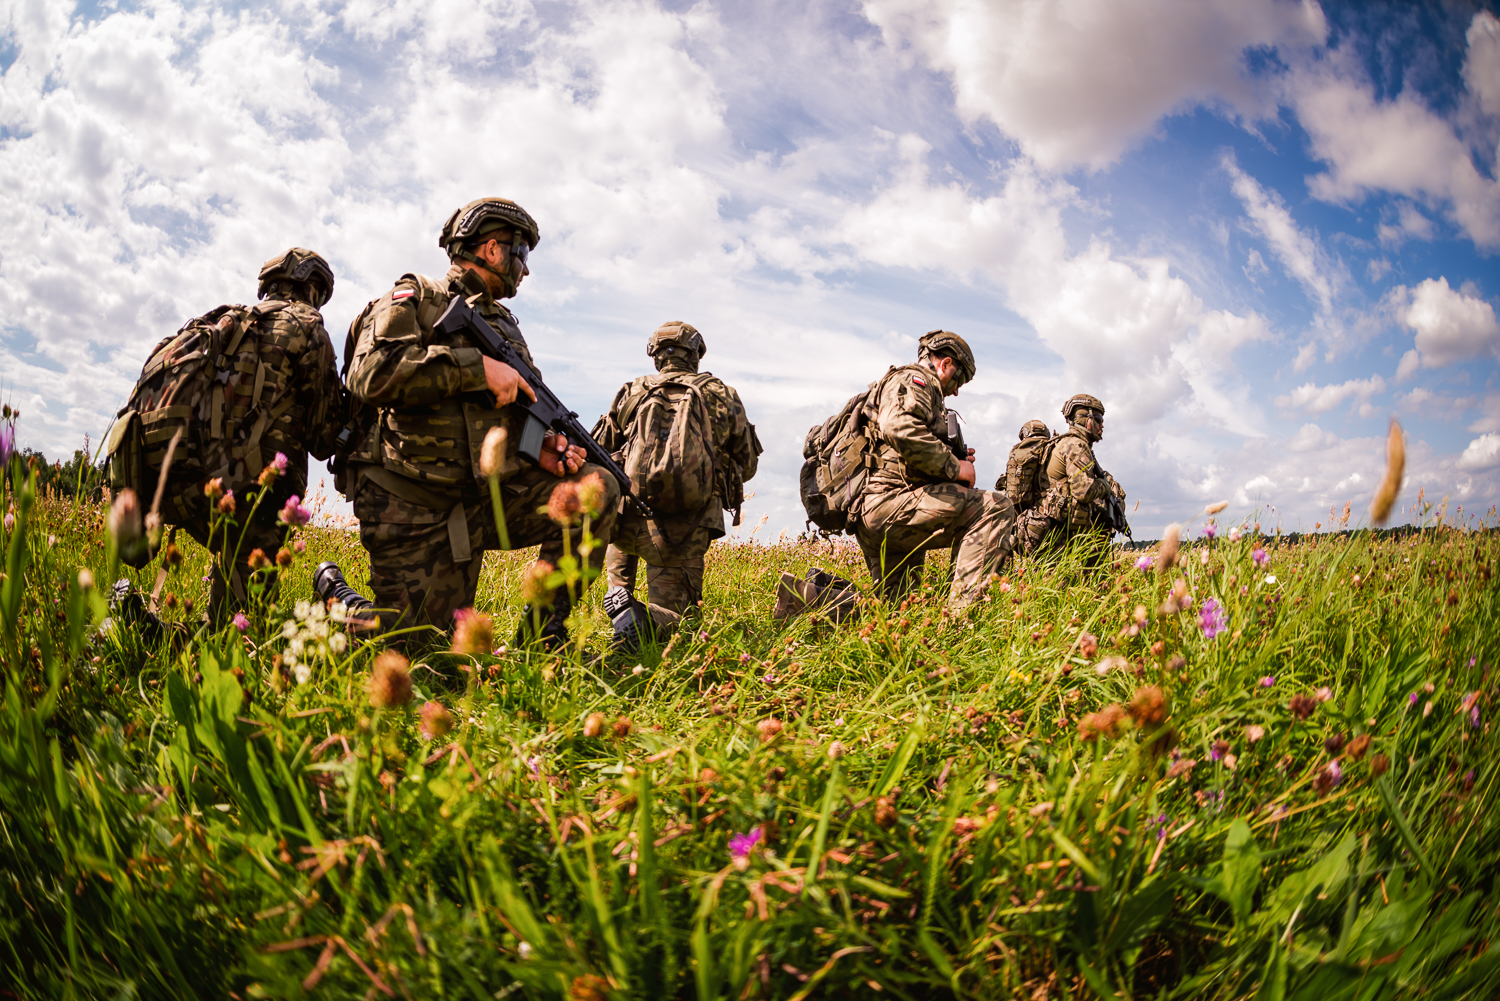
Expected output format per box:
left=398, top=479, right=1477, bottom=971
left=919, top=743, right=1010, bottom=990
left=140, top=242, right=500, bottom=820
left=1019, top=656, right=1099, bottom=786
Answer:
left=1209, top=739, right=1229, bottom=761
left=1252, top=546, right=1269, bottom=567
left=0, top=423, right=12, bottom=467
left=1202, top=522, right=1217, bottom=539
left=1198, top=597, right=1227, bottom=639
left=272, top=452, right=289, bottom=474
left=1259, top=676, right=1276, bottom=688
left=278, top=494, right=312, bottom=526
left=1326, top=760, right=1343, bottom=787
left=1134, top=553, right=1155, bottom=571
left=232, top=612, right=250, bottom=632
left=729, top=828, right=762, bottom=860
left=1408, top=692, right=1420, bottom=706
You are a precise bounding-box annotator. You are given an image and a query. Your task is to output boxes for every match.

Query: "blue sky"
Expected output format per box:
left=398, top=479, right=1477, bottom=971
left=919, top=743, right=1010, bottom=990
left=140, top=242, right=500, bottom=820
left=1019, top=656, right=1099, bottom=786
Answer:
left=2, top=0, right=1498, bottom=537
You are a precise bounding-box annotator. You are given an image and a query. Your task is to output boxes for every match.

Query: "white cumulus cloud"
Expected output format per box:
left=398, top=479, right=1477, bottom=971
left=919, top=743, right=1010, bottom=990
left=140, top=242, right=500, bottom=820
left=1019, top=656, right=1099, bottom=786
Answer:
left=1457, top=433, right=1500, bottom=470
left=1390, top=276, right=1500, bottom=373
left=1275, top=376, right=1387, bottom=417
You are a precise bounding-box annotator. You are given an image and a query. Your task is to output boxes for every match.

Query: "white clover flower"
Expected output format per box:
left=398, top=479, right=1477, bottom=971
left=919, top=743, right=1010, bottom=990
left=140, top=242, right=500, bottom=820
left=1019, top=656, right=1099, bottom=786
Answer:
left=294, top=600, right=311, bottom=620
left=293, top=663, right=311, bottom=685
left=329, top=601, right=347, bottom=623
left=281, top=620, right=298, bottom=639
left=289, top=637, right=305, bottom=656
left=309, top=620, right=328, bottom=640
left=308, top=602, right=326, bottom=622
left=329, top=632, right=348, bottom=655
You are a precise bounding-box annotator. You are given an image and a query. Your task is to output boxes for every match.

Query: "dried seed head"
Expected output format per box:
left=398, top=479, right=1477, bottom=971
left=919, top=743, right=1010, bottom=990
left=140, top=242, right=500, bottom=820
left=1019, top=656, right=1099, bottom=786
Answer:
left=583, top=712, right=606, bottom=738
left=1371, top=419, right=1405, bottom=525
left=874, top=796, right=897, bottom=829
left=419, top=700, right=453, bottom=740
left=1077, top=703, right=1127, bottom=741
left=368, top=652, right=413, bottom=708
left=1348, top=733, right=1371, bottom=760
left=451, top=608, right=494, bottom=656
left=1205, top=500, right=1229, bottom=515
left=479, top=426, right=509, bottom=479
left=1157, top=524, right=1181, bottom=574
left=1371, top=753, right=1390, bottom=777
left=1079, top=632, right=1098, bottom=659
left=1128, top=686, right=1168, bottom=728
left=757, top=718, right=784, bottom=743
left=612, top=716, right=633, bottom=739
left=1288, top=694, right=1318, bottom=721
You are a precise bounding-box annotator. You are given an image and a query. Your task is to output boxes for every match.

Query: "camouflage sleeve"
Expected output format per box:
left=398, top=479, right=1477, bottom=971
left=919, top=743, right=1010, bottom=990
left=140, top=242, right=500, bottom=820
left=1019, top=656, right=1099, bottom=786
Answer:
left=345, top=288, right=489, bottom=407
left=301, top=317, right=346, bottom=459
left=592, top=382, right=633, bottom=454
left=709, top=382, right=761, bottom=482
left=1061, top=440, right=1109, bottom=504
left=876, top=371, right=961, bottom=482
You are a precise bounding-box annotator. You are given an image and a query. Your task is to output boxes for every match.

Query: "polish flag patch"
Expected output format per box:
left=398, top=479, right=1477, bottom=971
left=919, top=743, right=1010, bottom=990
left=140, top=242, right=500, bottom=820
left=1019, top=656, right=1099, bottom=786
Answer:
left=911, top=375, right=927, bottom=387
left=392, top=288, right=415, bottom=301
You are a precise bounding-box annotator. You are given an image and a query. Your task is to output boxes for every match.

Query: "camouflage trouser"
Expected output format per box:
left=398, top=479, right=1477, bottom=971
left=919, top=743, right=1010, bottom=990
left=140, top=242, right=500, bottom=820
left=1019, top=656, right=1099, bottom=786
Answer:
left=176, top=513, right=285, bottom=625
left=855, top=482, right=1015, bottom=607
left=1019, top=508, right=1111, bottom=567
left=605, top=512, right=715, bottom=633
left=352, top=463, right=620, bottom=637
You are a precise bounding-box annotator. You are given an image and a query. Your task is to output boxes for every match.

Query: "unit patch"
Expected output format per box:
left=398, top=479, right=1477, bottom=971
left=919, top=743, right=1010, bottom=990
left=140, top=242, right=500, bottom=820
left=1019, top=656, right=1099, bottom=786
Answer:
left=392, top=288, right=416, bottom=301
left=911, top=375, right=927, bottom=387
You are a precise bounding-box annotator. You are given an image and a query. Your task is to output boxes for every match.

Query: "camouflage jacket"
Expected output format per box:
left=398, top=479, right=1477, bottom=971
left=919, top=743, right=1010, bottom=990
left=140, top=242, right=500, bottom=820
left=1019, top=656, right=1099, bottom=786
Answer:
left=344, top=266, right=537, bottom=498
left=593, top=358, right=761, bottom=537
left=1042, top=428, right=1123, bottom=527
left=864, top=363, right=962, bottom=495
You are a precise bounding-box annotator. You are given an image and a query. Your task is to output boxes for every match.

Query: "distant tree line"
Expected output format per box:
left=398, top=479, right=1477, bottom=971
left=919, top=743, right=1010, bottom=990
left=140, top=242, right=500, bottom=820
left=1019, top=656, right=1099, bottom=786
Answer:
left=17, top=446, right=105, bottom=499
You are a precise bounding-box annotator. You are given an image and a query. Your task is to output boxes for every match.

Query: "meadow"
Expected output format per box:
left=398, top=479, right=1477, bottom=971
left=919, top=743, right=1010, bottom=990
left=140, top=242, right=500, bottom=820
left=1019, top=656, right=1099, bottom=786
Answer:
left=1, top=454, right=1497, bottom=1000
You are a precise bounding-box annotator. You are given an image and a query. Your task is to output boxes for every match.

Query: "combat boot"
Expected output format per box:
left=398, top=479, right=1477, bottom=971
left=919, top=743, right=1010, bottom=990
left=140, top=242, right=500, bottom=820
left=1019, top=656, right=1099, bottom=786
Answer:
left=107, top=578, right=168, bottom=644
left=772, top=567, right=859, bottom=623
left=602, top=585, right=653, bottom=652
left=313, top=562, right=380, bottom=631
left=515, top=592, right=572, bottom=652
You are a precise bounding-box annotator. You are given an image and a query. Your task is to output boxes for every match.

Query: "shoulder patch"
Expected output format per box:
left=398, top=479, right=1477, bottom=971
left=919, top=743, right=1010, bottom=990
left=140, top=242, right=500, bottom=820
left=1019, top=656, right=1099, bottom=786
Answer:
left=911, top=374, right=927, bottom=387
left=391, top=288, right=416, bottom=302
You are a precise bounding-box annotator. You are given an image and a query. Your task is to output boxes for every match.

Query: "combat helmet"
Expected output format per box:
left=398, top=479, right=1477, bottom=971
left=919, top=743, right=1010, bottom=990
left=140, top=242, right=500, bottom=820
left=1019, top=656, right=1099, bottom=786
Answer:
left=258, top=248, right=334, bottom=308
left=440, top=198, right=540, bottom=297
left=918, top=330, right=976, bottom=385
left=1019, top=419, right=1050, bottom=440
left=647, top=321, right=706, bottom=363
left=1062, top=393, right=1105, bottom=422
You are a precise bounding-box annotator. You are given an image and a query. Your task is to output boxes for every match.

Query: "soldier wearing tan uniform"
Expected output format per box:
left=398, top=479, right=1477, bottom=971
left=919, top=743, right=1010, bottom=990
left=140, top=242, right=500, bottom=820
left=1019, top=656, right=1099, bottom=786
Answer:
left=855, top=331, right=1016, bottom=606
left=326, top=198, right=620, bottom=646
left=592, top=322, right=761, bottom=647
left=1018, top=393, right=1124, bottom=555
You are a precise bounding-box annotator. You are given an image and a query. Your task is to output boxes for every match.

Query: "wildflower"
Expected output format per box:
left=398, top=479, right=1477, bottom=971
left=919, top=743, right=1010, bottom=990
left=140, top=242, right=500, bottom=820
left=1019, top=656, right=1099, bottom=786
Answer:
left=1252, top=546, right=1269, bottom=567
left=874, top=796, right=897, bottom=829
left=451, top=608, right=494, bottom=656
left=419, top=701, right=454, bottom=741
left=479, top=426, right=508, bottom=478
left=1407, top=692, right=1420, bottom=707
left=612, top=716, right=633, bottom=739
left=217, top=490, right=237, bottom=516
left=1210, top=739, right=1230, bottom=762
left=575, top=472, right=607, bottom=519
left=1079, top=632, right=1098, bottom=659
left=1423, top=700, right=1433, bottom=718
left=247, top=548, right=271, bottom=571
left=164, top=543, right=184, bottom=569
left=1205, top=500, right=1228, bottom=515
left=1158, top=524, right=1180, bottom=574
left=729, top=828, right=762, bottom=867
left=738, top=652, right=751, bottom=666
left=521, top=561, right=556, bottom=605
left=232, top=612, right=250, bottom=632
left=368, top=652, right=413, bottom=708
left=278, top=494, right=312, bottom=526
left=1095, top=655, right=1127, bottom=676
left=78, top=569, right=95, bottom=591
left=2, top=511, right=12, bottom=533
left=1264, top=574, right=1277, bottom=584
left=276, top=547, right=293, bottom=568
left=107, top=488, right=144, bottom=553
left=1228, top=526, right=1243, bottom=542
left=583, top=712, right=606, bottom=737
left=827, top=740, right=846, bottom=760
left=1202, top=522, right=1217, bottom=540
left=1078, top=704, right=1127, bottom=740
left=0, top=423, right=11, bottom=468
left=1134, top=553, right=1155, bottom=571
left=569, top=974, right=610, bottom=1001
left=203, top=477, right=223, bottom=500
left=546, top=481, right=582, bottom=525
left=1288, top=694, right=1318, bottom=721
left=1259, top=676, right=1276, bottom=688
left=329, top=631, right=347, bottom=654
left=293, top=663, right=311, bottom=685
left=1128, top=686, right=1167, bottom=727
left=1371, top=419, right=1405, bottom=525
left=757, top=718, right=784, bottom=743
left=259, top=452, right=289, bottom=486
left=1314, top=686, right=1332, bottom=702
left=1167, top=755, right=1197, bottom=779
left=1371, top=753, right=1390, bottom=777
left=1245, top=724, right=1266, bottom=742
left=1198, top=598, right=1227, bottom=639
left=1348, top=733, right=1371, bottom=759
left=293, top=536, right=306, bottom=554
left=1312, top=760, right=1343, bottom=797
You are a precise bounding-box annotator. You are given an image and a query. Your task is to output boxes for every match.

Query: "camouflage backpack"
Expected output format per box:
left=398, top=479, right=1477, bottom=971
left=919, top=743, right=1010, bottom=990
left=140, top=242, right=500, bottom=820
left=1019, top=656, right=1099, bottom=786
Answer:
left=1001, top=433, right=1055, bottom=512
left=104, top=302, right=304, bottom=564
left=616, top=373, right=719, bottom=516
left=799, top=387, right=876, bottom=534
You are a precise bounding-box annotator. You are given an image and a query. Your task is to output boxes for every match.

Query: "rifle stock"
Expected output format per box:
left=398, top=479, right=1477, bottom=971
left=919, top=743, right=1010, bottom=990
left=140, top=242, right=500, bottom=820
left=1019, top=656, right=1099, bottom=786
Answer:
left=434, top=296, right=653, bottom=518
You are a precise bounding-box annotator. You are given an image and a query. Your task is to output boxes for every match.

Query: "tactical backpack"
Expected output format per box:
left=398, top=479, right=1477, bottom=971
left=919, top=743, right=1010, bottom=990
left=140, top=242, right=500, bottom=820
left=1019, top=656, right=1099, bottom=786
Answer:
left=616, top=373, right=719, bottom=516
left=1000, top=434, right=1055, bottom=512
left=104, top=301, right=303, bottom=565
left=799, top=388, right=876, bottom=534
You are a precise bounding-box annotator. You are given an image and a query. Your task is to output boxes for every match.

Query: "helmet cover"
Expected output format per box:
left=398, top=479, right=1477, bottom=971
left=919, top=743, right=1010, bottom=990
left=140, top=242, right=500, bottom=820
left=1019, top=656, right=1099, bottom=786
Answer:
left=257, top=248, right=334, bottom=307
left=1019, top=419, right=1050, bottom=440
left=918, top=330, right=976, bottom=385
left=647, top=321, right=706, bottom=361
left=439, top=197, right=540, bottom=256
left=1062, top=393, right=1105, bottom=422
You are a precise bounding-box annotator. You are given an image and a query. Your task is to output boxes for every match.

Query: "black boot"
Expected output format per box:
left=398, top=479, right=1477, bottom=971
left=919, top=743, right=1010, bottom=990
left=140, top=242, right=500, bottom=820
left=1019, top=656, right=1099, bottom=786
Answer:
left=515, top=591, right=572, bottom=652
left=602, top=585, right=652, bottom=651
left=314, top=562, right=376, bottom=612
left=108, top=578, right=167, bottom=644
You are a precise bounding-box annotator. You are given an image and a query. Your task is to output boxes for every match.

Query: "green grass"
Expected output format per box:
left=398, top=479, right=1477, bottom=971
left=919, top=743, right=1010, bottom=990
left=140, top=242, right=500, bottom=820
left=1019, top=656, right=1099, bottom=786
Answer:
left=2, top=459, right=1498, bottom=1000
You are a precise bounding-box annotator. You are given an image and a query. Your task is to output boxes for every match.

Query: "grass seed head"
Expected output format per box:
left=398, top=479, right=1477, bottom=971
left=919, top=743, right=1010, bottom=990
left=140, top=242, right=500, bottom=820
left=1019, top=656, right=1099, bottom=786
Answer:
left=1370, top=418, right=1405, bottom=525
left=479, top=426, right=508, bottom=478
left=1205, top=500, right=1228, bottom=515
left=1158, top=524, right=1181, bottom=574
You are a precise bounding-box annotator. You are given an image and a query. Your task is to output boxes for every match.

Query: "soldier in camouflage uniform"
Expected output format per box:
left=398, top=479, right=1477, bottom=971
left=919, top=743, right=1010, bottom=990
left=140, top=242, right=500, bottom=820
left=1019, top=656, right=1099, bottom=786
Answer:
left=591, top=322, right=761, bottom=647
left=115, top=248, right=344, bottom=623
left=331, top=198, right=620, bottom=645
left=997, top=419, right=1053, bottom=509
left=855, top=331, right=1016, bottom=607
left=1018, top=394, right=1125, bottom=557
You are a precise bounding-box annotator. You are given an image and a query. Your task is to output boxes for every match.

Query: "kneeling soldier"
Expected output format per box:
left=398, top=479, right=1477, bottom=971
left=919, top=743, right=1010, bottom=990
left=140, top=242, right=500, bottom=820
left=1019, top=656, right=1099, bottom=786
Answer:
left=591, top=322, right=761, bottom=648
left=1020, top=393, right=1125, bottom=556
left=855, top=331, right=1015, bottom=606
left=324, top=197, right=620, bottom=647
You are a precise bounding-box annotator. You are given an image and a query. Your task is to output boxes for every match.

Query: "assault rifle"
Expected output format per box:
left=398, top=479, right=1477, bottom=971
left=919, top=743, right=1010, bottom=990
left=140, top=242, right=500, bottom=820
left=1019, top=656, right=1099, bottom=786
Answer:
left=433, top=297, right=652, bottom=518
left=942, top=409, right=967, bottom=461
left=1101, top=491, right=1132, bottom=539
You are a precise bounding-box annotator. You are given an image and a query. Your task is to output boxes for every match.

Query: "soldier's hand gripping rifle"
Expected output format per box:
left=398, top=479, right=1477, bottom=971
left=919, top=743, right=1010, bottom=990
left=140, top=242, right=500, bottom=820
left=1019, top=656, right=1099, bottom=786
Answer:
left=434, top=296, right=653, bottom=518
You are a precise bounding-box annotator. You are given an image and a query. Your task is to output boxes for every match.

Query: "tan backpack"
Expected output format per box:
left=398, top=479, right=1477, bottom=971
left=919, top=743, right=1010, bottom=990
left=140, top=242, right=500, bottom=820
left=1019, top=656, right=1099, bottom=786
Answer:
left=616, top=373, right=719, bottom=516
